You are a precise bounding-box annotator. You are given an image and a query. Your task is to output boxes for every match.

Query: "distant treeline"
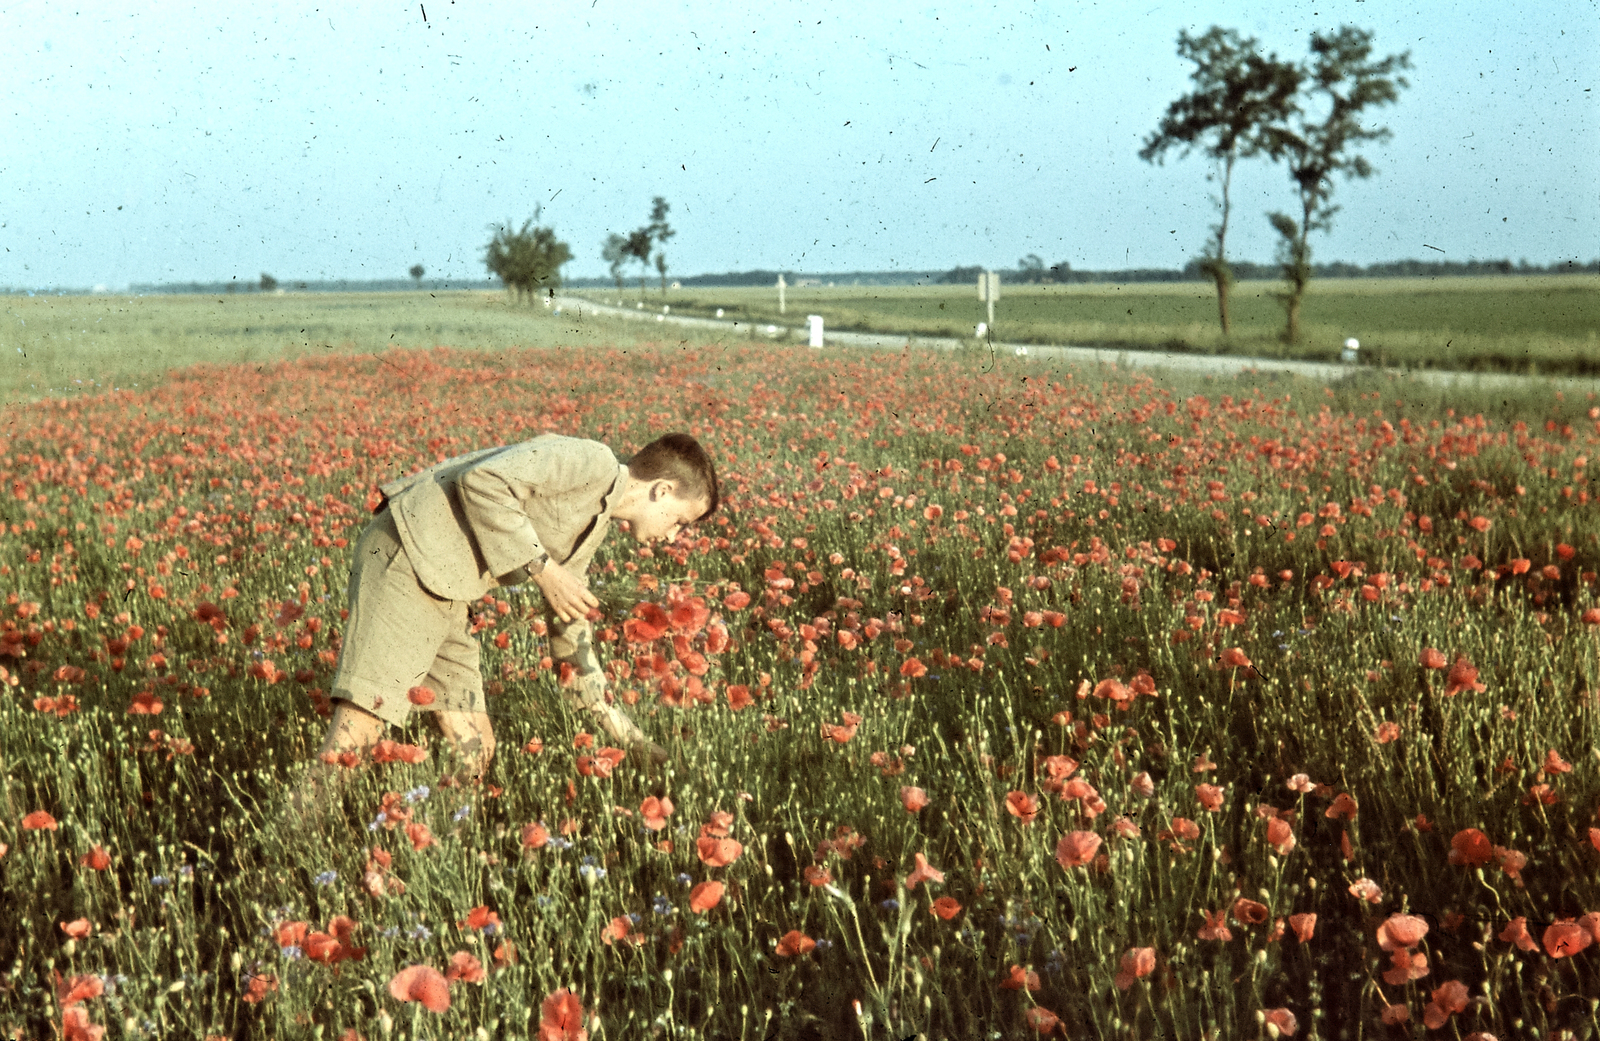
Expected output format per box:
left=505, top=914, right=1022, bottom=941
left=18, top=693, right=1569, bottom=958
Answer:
left=990, top=256, right=1600, bottom=286
left=10, top=256, right=1594, bottom=298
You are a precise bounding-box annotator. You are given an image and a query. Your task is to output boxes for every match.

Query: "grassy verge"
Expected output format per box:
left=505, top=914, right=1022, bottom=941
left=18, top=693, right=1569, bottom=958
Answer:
left=574, top=274, right=1600, bottom=375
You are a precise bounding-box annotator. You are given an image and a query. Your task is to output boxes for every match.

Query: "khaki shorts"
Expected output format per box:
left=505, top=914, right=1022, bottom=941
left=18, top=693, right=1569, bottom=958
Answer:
left=329, top=509, right=485, bottom=728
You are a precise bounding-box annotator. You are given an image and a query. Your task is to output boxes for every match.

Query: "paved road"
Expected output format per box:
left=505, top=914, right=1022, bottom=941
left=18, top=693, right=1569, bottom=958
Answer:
left=557, top=294, right=1597, bottom=393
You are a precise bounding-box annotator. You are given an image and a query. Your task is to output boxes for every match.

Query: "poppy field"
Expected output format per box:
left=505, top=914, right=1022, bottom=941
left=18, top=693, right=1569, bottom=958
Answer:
left=1, top=332, right=1598, bottom=1040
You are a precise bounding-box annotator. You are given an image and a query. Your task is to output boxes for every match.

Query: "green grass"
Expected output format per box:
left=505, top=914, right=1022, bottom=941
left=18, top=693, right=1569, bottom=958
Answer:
left=576, top=274, right=1600, bottom=374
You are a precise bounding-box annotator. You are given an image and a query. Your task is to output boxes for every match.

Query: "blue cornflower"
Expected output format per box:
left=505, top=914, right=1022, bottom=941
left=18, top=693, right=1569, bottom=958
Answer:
left=453, top=805, right=471, bottom=822
left=150, top=875, right=170, bottom=887
left=179, top=864, right=195, bottom=879
left=815, top=938, right=834, bottom=951
left=628, top=913, right=641, bottom=925
left=280, top=946, right=304, bottom=960
left=581, top=855, right=597, bottom=866
left=382, top=927, right=400, bottom=939
left=409, top=924, right=432, bottom=941
left=677, top=872, right=693, bottom=886
left=314, top=870, right=338, bottom=886
left=879, top=899, right=900, bottom=912
left=579, top=864, right=607, bottom=883
left=653, top=896, right=675, bottom=916
left=405, top=785, right=431, bottom=803
left=537, top=896, right=552, bottom=907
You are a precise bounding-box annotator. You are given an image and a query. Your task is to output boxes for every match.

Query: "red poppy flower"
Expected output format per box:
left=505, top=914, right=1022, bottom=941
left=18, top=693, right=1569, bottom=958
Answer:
left=1262, top=1008, right=1297, bottom=1037
left=1348, top=878, right=1383, bottom=904
left=1266, top=817, right=1296, bottom=855
left=930, top=896, right=962, bottom=920
left=1197, top=909, right=1232, bottom=941
left=55, top=972, right=104, bottom=1008
left=1113, top=947, right=1156, bottom=990
left=1423, top=980, right=1469, bottom=1029
left=1288, top=913, right=1316, bottom=943
left=1232, top=898, right=1269, bottom=926
left=1499, top=916, right=1538, bottom=952
left=601, top=917, right=632, bottom=947
left=1543, top=919, right=1593, bottom=959
left=61, top=1006, right=106, bottom=1041
left=1195, top=784, right=1225, bottom=812
left=904, top=852, right=945, bottom=890
left=1376, top=914, right=1429, bottom=951
left=900, top=786, right=929, bottom=813
left=726, top=685, right=753, bottom=711
left=388, top=965, right=450, bottom=1013
left=1054, top=830, right=1102, bottom=869
left=1325, top=793, right=1358, bottom=820
left=804, top=865, right=832, bottom=887
left=1023, top=1007, right=1061, bottom=1035
left=624, top=603, right=670, bottom=643
left=445, top=951, right=485, bottom=984
left=1448, top=828, right=1494, bottom=867
left=1005, top=791, right=1039, bottom=824
left=688, top=880, right=724, bottom=913
left=999, top=964, right=1041, bottom=991
left=641, top=796, right=674, bottom=831
left=722, top=591, right=751, bottom=611
left=521, top=822, right=550, bottom=849
left=1444, top=657, right=1486, bottom=696
left=1218, top=647, right=1251, bottom=669
left=775, top=930, right=817, bottom=957
left=540, top=988, right=588, bottom=1041
left=696, top=836, right=743, bottom=867
left=237, top=971, right=277, bottom=1005
left=457, top=906, right=501, bottom=932
left=899, top=657, right=928, bottom=678
left=59, top=918, right=92, bottom=939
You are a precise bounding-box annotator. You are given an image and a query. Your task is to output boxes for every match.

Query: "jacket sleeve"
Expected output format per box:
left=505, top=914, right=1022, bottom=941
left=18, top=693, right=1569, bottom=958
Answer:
left=456, top=440, right=615, bottom=579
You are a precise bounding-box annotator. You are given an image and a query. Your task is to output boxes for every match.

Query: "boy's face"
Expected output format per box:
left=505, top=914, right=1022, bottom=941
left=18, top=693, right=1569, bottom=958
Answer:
left=622, top=481, right=709, bottom=545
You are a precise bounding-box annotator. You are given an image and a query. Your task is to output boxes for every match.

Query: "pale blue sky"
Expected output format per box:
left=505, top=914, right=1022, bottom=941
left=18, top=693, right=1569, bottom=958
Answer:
left=2, top=0, right=1595, bottom=289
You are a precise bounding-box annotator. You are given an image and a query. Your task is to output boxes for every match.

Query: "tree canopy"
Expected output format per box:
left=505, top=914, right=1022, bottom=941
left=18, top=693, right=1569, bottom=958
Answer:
left=1140, top=27, right=1300, bottom=334
left=1261, top=25, right=1411, bottom=343
left=484, top=218, right=573, bottom=303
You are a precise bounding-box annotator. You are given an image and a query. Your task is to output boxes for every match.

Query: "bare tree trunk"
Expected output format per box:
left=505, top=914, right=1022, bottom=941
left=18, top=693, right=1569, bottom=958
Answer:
left=1214, top=154, right=1234, bottom=336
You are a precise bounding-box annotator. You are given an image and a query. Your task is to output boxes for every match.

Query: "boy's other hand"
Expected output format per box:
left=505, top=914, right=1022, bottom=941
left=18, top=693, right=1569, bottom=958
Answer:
left=532, top=562, right=601, bottom=623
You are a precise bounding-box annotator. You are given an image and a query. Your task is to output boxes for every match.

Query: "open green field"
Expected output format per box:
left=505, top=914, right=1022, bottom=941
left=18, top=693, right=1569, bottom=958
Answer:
left=0, top=291, right=742, bottom=406
left=574, top=274, right=1600, bottom=375
left=0, top=296, right=1598, bottom=1039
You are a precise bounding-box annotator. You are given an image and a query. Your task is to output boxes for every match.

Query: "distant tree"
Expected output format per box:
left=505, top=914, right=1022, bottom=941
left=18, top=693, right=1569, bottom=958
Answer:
left=601, top=233, right=629, bottom=291
left=484, top=213, right=574, bottom=303
left=1018, top=254, right=1046, bottom=284
left=259, top=272, right=278, bottom=292
left=1260, top=26, right=1411, bottom=344
left=646, top=196, right=675, bottom=294
left=622, top=229, right=654, bottom=297
left=409, top=264, right=425, bottom=286
left=1140, top=27, right=1300, bottom=335
left=939, top=265, right=984, bottom=285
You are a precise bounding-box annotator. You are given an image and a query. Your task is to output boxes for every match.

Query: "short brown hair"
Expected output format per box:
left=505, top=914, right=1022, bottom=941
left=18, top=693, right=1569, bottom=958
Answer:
left=624, top=433, right=719, bottom=521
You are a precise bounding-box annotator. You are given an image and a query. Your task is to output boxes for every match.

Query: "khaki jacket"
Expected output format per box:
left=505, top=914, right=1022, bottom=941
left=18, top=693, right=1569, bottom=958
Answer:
left=379, top=434, right=627, bottom=604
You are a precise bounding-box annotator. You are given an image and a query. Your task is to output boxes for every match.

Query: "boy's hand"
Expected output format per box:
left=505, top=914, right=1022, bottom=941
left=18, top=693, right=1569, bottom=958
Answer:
left=532, top=562, right=601, bottom=624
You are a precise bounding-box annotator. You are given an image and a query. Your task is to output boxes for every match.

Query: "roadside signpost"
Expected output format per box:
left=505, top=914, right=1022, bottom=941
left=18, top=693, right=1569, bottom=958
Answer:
left=777, top=273, right=786, bottom=315
left=978, top=270, right=1000, bottom=330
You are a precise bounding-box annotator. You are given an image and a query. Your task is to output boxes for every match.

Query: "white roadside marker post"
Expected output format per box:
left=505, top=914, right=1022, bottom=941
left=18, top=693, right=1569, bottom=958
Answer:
left=978, top=270, right=999, bottom=332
